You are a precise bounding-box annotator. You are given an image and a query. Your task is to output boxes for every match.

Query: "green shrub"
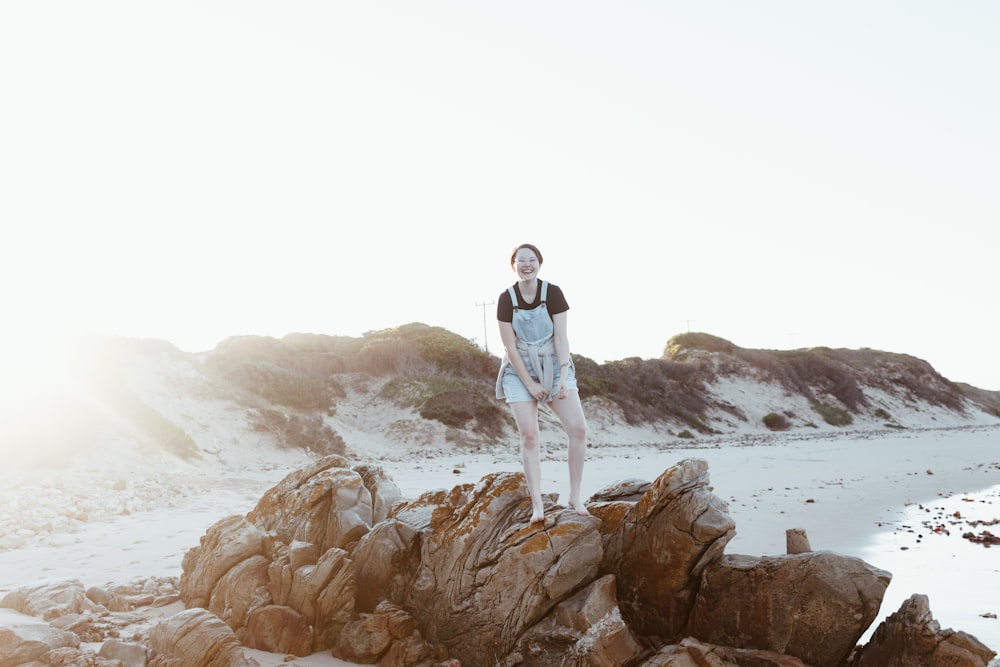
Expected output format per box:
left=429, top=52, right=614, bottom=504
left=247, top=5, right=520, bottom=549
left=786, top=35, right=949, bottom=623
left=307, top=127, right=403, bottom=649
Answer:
left=380, top=375, right=463, bottom=409
left=677, top=430, right=695, bottom=439
left=810, top=400, right=853, bottom=426
left=249, top=407, right=345, bottom=455
left=663, top=332, right=737, bottom=358
left=762, top=412, right=790, bottom=431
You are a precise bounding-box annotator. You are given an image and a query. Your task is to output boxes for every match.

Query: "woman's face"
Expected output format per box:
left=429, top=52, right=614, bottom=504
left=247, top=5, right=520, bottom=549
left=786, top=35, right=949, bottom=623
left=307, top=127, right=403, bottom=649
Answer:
left=513, top=247, right=540, bottom=280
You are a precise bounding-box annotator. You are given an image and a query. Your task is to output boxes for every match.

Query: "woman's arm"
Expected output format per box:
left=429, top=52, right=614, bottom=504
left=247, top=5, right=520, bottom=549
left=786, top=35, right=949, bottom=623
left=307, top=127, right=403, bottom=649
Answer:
left=552, top=311, right=571, bottom=395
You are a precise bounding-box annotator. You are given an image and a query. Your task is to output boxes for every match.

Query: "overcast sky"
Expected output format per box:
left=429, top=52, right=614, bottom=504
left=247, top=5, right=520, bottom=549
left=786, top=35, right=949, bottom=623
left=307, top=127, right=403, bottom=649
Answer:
left=2, top=2, right=998, bottom=390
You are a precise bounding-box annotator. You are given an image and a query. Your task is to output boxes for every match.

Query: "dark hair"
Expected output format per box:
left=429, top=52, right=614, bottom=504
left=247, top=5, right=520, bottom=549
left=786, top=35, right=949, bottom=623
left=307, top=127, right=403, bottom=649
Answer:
left=510, top=243, right=543, bottom=267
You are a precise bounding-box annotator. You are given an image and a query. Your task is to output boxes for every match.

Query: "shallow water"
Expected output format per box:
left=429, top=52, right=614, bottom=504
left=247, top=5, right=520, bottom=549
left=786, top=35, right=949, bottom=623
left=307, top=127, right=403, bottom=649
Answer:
left=857, top=483, right=1000, bottom=651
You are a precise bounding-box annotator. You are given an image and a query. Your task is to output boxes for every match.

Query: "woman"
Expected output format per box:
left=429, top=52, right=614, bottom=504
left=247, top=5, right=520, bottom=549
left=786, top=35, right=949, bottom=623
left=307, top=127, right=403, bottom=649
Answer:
left=496, top=243, right=589, bottom=524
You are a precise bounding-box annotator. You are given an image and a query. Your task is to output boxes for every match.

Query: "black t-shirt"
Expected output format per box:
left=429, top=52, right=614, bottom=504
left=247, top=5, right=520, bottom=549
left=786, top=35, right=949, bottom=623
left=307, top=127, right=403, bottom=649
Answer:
left=496, top=282, right=570, bottom=323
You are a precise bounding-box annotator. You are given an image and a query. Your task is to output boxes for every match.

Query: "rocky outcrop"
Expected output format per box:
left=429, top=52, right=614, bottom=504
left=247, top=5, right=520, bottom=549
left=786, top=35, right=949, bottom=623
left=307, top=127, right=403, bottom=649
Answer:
left=2, top=456, right=995, bottom=667
left=600, top=457, right=736, bottom=641
left=852, top=594, right=996, bottom=666
left=400, top=471, right=609, bottom=663
left=688, top=552, right=891, bottom=667
left=179, top=455, right=375, bottom=656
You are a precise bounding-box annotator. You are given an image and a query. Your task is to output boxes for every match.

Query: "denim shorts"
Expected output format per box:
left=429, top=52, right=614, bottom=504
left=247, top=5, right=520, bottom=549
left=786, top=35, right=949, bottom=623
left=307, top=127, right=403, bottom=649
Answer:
left=500, top=361, right=578, bottom=403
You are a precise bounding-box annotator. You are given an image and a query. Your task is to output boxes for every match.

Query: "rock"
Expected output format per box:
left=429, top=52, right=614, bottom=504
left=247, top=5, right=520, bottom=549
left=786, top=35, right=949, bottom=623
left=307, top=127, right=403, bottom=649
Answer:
left=179, top=457, right=369, bottom=656
left=86, top=586, right=113, bottom=607
left=589, top=478, right=652, bottom=503
left=246, top=455, right=374, bottom=553
left=99, top=638, right=148, bottom=667
left=0, top=607, right=80, bottom=666
left=688, top=551, right=891, bottom=667
left=351, top=519, right=421, bottom=613
left=355, top=463, right=404, bottom=524
left=147, top=607, right=261, bottom=667
left=602, top=458, right=736, bottom=640
left=207, top=555, right=272, bottom=631
left=264, top=544, right=355, bottom=653
left=642, top=636, right=809, bottom=666
left=179, top=515, right=267, bottom=610
left=242, top=605, right=312, bottom=656
left=515, top=574, right=645, bottom=666
left=852, top=593, right=997, bottom=666
left=0, top=579, right=102, bottom=621
left=401, top=471, right=604, bottom=664
left=334, top=602, right=436, bottom=665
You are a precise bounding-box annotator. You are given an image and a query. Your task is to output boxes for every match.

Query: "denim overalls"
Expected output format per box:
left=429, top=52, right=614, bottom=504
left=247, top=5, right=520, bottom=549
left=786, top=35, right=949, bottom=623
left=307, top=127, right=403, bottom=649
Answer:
left=495, top=281, right=576, bottom=403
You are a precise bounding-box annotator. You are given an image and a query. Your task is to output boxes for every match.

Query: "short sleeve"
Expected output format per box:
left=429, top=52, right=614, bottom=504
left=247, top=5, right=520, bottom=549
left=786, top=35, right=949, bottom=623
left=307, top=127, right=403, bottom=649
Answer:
left=497, top=289, right=514, bottom=323
left=546, top=284, right=569, bottom=316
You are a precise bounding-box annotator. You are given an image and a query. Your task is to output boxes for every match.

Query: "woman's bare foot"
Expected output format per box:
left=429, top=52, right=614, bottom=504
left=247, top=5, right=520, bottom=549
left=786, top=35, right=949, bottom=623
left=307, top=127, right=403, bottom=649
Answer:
left=530, top=510, right=546, bottom=524
left=569, top=499, right=590, bottom=516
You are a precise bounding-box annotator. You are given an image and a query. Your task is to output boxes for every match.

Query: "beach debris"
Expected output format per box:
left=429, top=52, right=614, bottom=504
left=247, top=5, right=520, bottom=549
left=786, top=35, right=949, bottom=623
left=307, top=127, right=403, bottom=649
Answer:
left=981, top=612, right=997, bottom=619
left=961, top=530, right=1000, bottom=547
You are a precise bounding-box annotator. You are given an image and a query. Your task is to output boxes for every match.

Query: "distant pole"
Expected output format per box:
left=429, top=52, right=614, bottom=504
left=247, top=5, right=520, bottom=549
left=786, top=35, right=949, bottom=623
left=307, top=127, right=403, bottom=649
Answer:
left=476, top=299, right=495, bottom=354
left=684, top=319, right=695, bottom=332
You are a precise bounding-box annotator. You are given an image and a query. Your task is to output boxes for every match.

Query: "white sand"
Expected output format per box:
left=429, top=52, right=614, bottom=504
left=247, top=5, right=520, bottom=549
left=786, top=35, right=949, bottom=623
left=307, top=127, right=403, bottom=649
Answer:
left=2, top=419, right=998, bottom=662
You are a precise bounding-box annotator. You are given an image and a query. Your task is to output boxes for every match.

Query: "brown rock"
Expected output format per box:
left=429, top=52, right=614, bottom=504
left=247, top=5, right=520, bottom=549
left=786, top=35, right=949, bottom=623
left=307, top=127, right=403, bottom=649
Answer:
left=402, top=471, right=604, bottom=663
left=98, top=638, right=148, bottom=667
left=242, top=604, right=312, bottom=656
left=246, top=455, right=374, bottom=553
left=688, top=551, right=891, bottom=667
left=602, top=458, right=736, bottom=640
left=334, top=602, right=433, bottom=664
left=351, top=519, right=421, bottom=613
left=267, top=546, right=355, bottom=652
left=1, top=579, right=101, bottom=621
left=355, top=463, right=404, bottom=524
left=179, top=515, right=267, bottom=609
left=147, top=607, right=260, bottom=666
left=335, top=611, right=394, bottom=662
left=643, top=637, right=809, bottom=666
left=852, top=593, right=996, bottom=666
left=516, top=574, right=645, bottom=666
left=0, top=608, right=80, bottom=666
left=207, top=554, right=271, bottom=631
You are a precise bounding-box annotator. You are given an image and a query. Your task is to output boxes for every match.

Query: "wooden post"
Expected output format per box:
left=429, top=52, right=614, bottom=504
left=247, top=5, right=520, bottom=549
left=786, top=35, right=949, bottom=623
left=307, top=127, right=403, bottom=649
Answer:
left=786, top=528, right=812, bottom=554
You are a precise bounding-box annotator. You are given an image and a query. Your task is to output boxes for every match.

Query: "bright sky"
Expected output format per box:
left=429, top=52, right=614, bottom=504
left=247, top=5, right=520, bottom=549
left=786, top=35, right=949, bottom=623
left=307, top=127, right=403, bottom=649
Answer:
left=2, top=2, right=998, bottom=390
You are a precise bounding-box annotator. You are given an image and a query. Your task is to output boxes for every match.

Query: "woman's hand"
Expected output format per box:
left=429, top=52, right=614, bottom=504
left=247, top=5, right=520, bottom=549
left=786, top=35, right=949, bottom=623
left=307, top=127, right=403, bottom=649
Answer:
left=555, top=380, right=568, bottom=400
left=530, top=381, right=549, bottom=402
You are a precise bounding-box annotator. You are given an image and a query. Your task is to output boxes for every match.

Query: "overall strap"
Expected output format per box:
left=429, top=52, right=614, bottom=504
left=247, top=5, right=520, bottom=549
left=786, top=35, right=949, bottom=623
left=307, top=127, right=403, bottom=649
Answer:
left=507, top=286, right=519, bottom=311
left=540, top=280, right=548, bottom=303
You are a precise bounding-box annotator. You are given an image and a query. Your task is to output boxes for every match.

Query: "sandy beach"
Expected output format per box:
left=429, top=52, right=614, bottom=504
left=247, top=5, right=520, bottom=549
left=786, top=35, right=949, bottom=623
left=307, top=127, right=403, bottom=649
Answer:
left=2, top=424, right=998, bottom=663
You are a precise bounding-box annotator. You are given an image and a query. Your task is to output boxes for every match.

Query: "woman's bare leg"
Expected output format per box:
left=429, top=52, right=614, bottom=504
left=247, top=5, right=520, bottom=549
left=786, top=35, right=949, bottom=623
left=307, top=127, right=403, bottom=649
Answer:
left=549, top=391, right=589, bottom=515
left=510, top=400, right=545, bottom=523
